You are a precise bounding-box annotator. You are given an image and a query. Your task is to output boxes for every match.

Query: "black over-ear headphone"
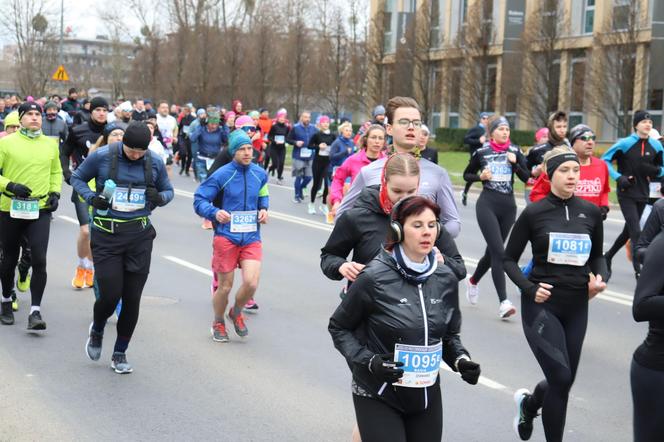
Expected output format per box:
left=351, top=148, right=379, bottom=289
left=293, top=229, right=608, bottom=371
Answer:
left=389, top=196, right=442, bottom=243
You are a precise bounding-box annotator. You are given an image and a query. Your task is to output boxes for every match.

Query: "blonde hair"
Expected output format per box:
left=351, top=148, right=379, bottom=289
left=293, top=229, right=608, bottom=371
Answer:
left=338, top=121, right=353, bottom=135
left=384, top=153, right=420, bottom=182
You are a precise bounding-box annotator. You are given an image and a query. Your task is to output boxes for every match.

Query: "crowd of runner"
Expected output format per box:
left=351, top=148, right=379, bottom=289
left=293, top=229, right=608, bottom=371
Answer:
left=0, top=88, right=663, bottom=441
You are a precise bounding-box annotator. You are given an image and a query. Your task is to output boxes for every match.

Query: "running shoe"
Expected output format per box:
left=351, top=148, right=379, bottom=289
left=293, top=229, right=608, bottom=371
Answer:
left=86, top=322, right=103, bottom=361
left=228, top=309, right=248, bottom=337
left=499, top=300, right=517, bottom=320
left=302, top=187, right=309, bottom=198
left=513, top=388, right=537, bottom=440
left=0, top=301, right=14, bottom=325
left=11, top=296, right=18, bottom=312
left=201, top=219, right=213, bottom=230
left=277, top=178, right=284, bottom=185
left=84, top=269, right=94, bottom=288
left=292, top=196, right=302, bottom=203
left=307, top=203, right=316, bottom=214
left=111, top=352, right=133, bottom=374
left=211, top=320, right=229, bottom=342
left=72, top=266, right=86, bottom=289
left=461, top=192, right=468, bottom=206
left=27, top=311, right=46, bottom=330
left=320, top=205, right=329, bottom=216
left=316, top=189, right=324, bottom=197
left=466, top=279, right=479, bottom=305
left=243, top=299, right=259, bottom=313
left=16, top=268, right=30, bottom=293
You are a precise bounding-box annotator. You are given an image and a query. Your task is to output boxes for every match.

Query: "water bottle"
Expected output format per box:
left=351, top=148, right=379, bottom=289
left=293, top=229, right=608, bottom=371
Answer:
left=97, top=179, right=116, bottom=216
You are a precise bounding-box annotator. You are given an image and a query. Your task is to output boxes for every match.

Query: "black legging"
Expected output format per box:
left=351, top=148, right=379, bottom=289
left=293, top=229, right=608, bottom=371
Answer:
left=471, top=190, right=516, bottom=302
left=179, top=138, right=192, bottom=174
left=17, top=235, right=31, bottom=279
left=0, top=212, right=50, bottom=306
left=521, top=294, right=588, bottom=442
left=91, top=226, right=154, bottom=353
left=311, top=155, right=330, bottom=204
left=353, top=382, right=443, bottom=442
left=263, top=145, right=271, bottom=171
left=631, top=357, right=664, bottom=441
left=606, top=197, right=646, bottom=273
left=270, top=144, right=286, bottom=180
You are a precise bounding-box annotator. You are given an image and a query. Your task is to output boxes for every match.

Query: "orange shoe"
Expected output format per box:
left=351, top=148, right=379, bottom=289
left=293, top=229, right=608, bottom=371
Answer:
left=84, top=268, right=94, bottom=288
left=201, top=219, right=213, bottom=230
left=72, top=266, right=85, bottom=289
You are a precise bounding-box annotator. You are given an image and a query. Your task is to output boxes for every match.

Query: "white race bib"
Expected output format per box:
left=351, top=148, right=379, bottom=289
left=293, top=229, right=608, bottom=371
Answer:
left=547, top=232, right=591, bottom=266
left=393, top=342, right=442, bottom=388
left=489, top=161, right=511, bottom=182
left=230, top=210, right=258, bottom=233
left=299, top=147, right=313, bottom=158
left=275, top=135, right=285, bottom=145
left=112, top=187, right=146, bottom=212
left=10, top=198, right=39, bottom=220
left=649, top=182, right=662, bottom=199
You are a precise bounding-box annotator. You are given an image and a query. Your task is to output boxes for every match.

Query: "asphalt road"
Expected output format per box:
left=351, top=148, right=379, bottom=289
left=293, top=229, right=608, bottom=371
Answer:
left=0, top=169, right=644, bottom=441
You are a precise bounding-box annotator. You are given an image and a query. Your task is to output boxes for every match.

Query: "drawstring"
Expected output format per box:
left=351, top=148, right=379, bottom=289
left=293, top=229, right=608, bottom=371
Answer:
left=565, top=204, right=569, bottom=221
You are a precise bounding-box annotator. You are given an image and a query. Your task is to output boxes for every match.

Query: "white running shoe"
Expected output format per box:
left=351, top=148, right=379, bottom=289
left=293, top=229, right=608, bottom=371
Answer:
left=320, top=205, right=329, bottom=216
left=466, top=279, right=479, bottom=305
left=307, top=203, right=316, bottom=215
left=499, top=299, right=517, bottom=320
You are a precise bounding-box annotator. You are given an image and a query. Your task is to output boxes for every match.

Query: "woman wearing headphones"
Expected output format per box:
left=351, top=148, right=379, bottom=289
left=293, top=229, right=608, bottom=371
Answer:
left=328, top=195, right=481, bottom=442
left=321, top=153, right=465, bottom=287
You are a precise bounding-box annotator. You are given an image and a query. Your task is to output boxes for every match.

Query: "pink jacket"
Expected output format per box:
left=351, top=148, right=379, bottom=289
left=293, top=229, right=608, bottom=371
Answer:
left=330, top=149, right=386, bottom=205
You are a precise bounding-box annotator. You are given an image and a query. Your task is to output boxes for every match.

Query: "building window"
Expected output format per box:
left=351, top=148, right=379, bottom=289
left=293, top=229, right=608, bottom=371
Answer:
left=485, top=64, right=497, bottom=112
left=449, top=66, right=461, bottom=127
left=542, top=0, right=558, bottom=35
left=383, top=0, right=396, bottom=53
left=583, top=0, right=595, bottom=34
left=569, top=113, right=583, bottom=128
left=429, top=65, right=443, bottom=126
left=430, top=0, right=443, bottom=48
left=612, top=0, right=632, bottom=31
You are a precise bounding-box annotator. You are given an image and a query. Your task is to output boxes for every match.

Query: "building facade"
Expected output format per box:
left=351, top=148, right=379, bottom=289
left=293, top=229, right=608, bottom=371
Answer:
left=369, top=0, right=664, bottom=141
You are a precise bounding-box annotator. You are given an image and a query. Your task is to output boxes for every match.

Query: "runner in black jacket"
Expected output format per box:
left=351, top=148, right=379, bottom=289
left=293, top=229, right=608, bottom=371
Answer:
left=461, top=112, right=489, bottom=205
left=329, top=196, right=480, bottom=442
left=504, top=148, right=607, bottom=441
left=267, top=113, right=290, bottom=182
left=631, top=231, right=664, bottom=441
left=463, top=116, right=530, bottom=319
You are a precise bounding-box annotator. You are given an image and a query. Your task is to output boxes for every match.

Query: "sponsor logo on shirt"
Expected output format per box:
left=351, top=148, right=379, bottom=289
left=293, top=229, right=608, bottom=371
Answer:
left=576, top=178, right=601, bottom=197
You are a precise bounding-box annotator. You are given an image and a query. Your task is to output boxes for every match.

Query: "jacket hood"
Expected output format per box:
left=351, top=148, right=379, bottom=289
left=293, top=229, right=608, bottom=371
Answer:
left=354, top=185, right=384, bottom=215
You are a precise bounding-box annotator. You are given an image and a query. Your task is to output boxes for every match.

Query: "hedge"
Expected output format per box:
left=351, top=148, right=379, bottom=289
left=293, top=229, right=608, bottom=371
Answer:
left=434, top=127, right=537, bottom=152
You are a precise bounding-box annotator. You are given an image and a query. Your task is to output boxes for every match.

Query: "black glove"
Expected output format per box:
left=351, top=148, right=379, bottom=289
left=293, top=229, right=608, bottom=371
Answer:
left=145, top=187, right=161, bottom=207
left=6, top=182, right=32, bottom=198
left=45, top=192, right=60, bottom=212
left=599, top=206, right=609, bottom=221
left=457, top=358, right=481, bottom=385
left=638, top=162, right=660, bottom=179
left=91, top=195, right=110, bottom=211
left=617, top=175, right=634, bottom=191
left=368, top=353, right=404, bottom=384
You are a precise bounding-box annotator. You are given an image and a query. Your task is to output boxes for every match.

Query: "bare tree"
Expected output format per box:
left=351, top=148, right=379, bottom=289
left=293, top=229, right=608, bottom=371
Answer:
left=1, top=0, right=58, bottom=96
left=459, top=0, right=496, bottom=124
left=317, top=7, right=349, bottom=120
left=518, top=0, right=567, bottom=127
left=285, top=0, right=310, bottom=115
left=588, top=1, right=644, bottom=137
left=365, top=0, right=387, bottom=109
left=413, top=0, right=437, bottom=125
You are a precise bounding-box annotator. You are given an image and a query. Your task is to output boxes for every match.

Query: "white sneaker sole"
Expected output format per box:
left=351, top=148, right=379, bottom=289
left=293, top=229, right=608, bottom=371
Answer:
left=513, top=388, right=531, bottom=440
left=210, top=327, right=229, bottom=343
left=500, top=305, right=517, bottom=320
left=111, top=363, right=133, bottom=374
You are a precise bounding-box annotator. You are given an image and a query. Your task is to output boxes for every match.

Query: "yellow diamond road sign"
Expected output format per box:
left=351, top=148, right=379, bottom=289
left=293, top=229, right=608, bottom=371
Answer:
left=52, top=65, right=69, bottom=81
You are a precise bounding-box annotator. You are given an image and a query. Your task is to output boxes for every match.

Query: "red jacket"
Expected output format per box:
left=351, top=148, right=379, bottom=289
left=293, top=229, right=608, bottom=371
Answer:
left=529, top=156, right=611, bottom=207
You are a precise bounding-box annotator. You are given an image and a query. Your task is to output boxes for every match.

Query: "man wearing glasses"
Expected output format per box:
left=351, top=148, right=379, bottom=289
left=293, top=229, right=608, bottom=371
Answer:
left=336, top=96, right=460, bottom=238
left=529, top=124, right=610, bottom=216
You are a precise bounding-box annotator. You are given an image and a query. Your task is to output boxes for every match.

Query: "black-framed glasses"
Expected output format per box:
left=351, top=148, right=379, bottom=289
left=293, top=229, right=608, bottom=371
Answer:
left=396, top=118, right=422, bottom=128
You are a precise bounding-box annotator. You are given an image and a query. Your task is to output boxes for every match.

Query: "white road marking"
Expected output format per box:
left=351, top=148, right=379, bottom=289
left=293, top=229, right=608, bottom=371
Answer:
left=163, top=255, right=212, bottom=276
left=57, top=215, right=80, bottom=225
left=173, top=187, right=634, bottom=307
left=163, top=252, right=511, bottom=393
